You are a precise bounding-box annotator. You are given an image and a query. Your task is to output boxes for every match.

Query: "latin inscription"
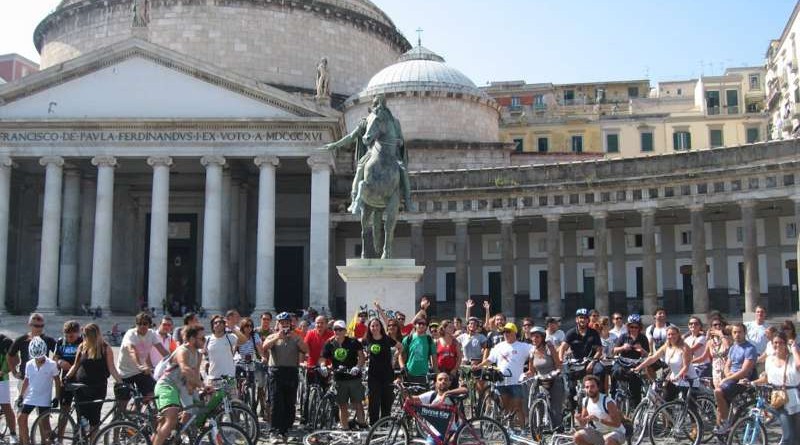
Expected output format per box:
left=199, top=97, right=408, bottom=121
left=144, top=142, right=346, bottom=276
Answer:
left=0, top=130, right=325, bottom=144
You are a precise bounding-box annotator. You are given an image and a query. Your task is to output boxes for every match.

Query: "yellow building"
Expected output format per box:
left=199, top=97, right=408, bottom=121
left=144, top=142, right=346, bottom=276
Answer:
left=765, top=1, right=800, bottom=139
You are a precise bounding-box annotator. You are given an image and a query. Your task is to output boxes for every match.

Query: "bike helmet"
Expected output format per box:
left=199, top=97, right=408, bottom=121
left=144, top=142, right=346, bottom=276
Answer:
left=276, top=312, right=292, bottom=321
left=575, top=308, right=589, bottom=317
left=28, top=336, right=48, bottom=359
left=530, top=326, right=546, bottom=337
left=627, top=314, right=642, bottom=325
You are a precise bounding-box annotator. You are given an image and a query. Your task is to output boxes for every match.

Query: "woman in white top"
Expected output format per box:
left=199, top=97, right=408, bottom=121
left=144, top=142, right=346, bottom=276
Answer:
left=747, top=332, right=800, bottom=445
left=634, top=326, right=697, bottom=401
left=685, top=317, right=711, bottom=378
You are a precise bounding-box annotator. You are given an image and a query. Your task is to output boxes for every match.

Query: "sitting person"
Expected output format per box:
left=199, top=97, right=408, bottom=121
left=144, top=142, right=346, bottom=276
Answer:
left=574, top=375, right=626, bottom=445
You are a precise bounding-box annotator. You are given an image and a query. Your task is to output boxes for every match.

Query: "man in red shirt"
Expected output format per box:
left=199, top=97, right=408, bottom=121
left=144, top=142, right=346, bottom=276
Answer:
left=353, top=311, right=368, bottom=339
left=301, top=315, right=334, bottom=424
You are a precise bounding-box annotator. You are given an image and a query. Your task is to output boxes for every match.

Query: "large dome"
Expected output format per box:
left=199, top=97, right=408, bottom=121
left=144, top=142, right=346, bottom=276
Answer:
left=35, top=0, right=410, bottom=97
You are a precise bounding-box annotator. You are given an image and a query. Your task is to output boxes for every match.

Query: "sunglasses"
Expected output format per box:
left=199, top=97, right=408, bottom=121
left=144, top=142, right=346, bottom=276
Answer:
left=711, top=323, right=721, bottom=327
left=416, top=323, right=428, bottom=327
left=136, top=322, right=149, bottom=326
left=333, top=328, right=345, bottom=332
left=613, top=317, right=622, bottom=320
left=31, top=323, right=45, bottom=328
left=213, top=320, right=225, bottom=325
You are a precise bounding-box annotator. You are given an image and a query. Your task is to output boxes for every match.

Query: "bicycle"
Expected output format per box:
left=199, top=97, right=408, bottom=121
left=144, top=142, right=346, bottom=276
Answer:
left=527, top=371, right=560, bottom=442
left=629, top=372, right=667, bottom=445
left=477, top=367, right=520, bottom=429
left=725, top=383, right=782, bottom=445
left=561, top=357, right=591, bottom=432
left=365, top=383, right=510, bottom=445
left=206, top=377, right=259, bottom=444
left=647, top=378, right=704, bottom=445
left=234, top=359, right=257, bottom=414
left=611, top=357, right=645, bottom=418
left=301, top=366, right=329, bottom=428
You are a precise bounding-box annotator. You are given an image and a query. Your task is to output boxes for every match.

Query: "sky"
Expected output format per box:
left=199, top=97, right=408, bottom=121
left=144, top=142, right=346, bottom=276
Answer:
left=0, top=0, right=796, bottom=86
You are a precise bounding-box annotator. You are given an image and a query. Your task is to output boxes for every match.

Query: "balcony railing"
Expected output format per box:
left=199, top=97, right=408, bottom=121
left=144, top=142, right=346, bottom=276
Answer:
left=727, top=106, right=739, bottom=115
left=707, top=106, right=720, bottom=115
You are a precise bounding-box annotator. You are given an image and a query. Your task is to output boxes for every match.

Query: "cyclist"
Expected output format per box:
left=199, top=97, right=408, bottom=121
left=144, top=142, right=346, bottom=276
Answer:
left=363, top=318, right=402, bottom=425
left=472, top=322, right=532, bottom=427
left=263, top=311, right=308, bottom=442
left=117, top=312, right=169, bottom=403
left=633, top=326, right=697, bottom=401
left=685, top=316, right=711, bottom=377
left=545, top=317, right=565, bottom=348
left=414, top=372, right=468, bottom=405
left=17, top=337, right=61, bottom=445
left=528, top=327, right=564, bottom=431
left=435, top=320, right=462, bottom=388
left=400, top=318, right=438, bottom=385
left=301, top=315, right=333, bottom=424
left=573, top=375, right=626, bottom=445
left=322, top=320, right=367, bottom=430
left=609, top=313, right=627, bottom=338
left=54, top=321, right=82, bottom=413
left=611, top=314, right=648, bottom=408
left=204, top=314, right=246, bottom=383
left=8, top=314, right=57, bottom=383
left=712, top=322, right=757, bottom=434
left=152, top=325, right=206, bottom=445
left=150, top=316, right=177, bottom=365
left=644, top=307, right=672, bottom=377
left=172, top=312, right=199, bottom=345
left=559, top=308, right=603, bottom=402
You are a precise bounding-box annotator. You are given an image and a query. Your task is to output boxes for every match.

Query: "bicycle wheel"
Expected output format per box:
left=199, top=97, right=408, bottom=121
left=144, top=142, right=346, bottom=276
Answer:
left=313, top=398, right=337, bottom=430
left=214, top=405, right=259, bottom=444
left=304, top=430, right=366, bottom=445
left=630, top=402, right=651, bottom=445
left=527, top=399, right=551, bottom=442
left=454, top=417, right=510, bottom=445
left=0, top=409, right=8, bottom=438
left=693, top=395, right=717, bottom=444
left=649, top=401, right=702, bottom=445
left=306, top=386, right=323, bottom=427
left=480, top=394, right=500, bottom=422
left=365, top=416, right=409, bottom=445
left=91, top=421, right=152, bottom=445
left=726, top=416, right=767, bottom=445
left=30, top=408, right=78, bottom=445
left=194, top=422, right=251, bottom=445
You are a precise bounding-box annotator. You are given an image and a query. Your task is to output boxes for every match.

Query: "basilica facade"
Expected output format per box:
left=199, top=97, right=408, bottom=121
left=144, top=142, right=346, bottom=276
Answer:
left=0, top=0, right=798, bottom=321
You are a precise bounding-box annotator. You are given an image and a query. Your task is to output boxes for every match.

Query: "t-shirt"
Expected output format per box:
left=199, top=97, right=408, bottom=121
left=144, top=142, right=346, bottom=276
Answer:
left=564, top=328, right=602, bottom=360
left=322, top=337, right=363, bottom=381
left=400, top=324, right=414, bottom=337
left=149, top=331, right=177, bottom=368
left=204, top=333, right=238, bottom=379
left=600, top=333, right=618, bottom=358
left=418, top=390, right=455, bottom=405
left=353, top=322, right=367, bottom=340
left=236, top=333, right=262, bottom=361
left=54, top=337, right=82, bottom=378
left=765, top=355, right=800, bottom=415
left=362, top=336, right=396, bottom=379
left=267, top=334, right=303, bottom=367
left=546, top=330, right=566, bottom=348
left=23, top=358, right=59, bottom=407
left=436, top=340, right=459, bottom=373
left=744, top=321, right=769, bottom=355
left=117, top=329, right=162, bottom=378
left=305, top=329, right=335, bottom=368
left=402, top=333, right=436, bottom=377
left=646, top=324, right=673, bottom=351
left=0, top=334, right=13, bottom=382
left=457, top=332, right=487, bottom=363
left=614, top=333, right=650, bottom=360
left=487, top=340, right=532, bottom=386
left=487, top=330, right=504, bottom=348
left=9, top=334, right=57, bottom=378
left=685, top=334, right=710, bottom=364
left=609, top=325, right=628, bottom=338
left=728, top=341, right=758, bottom=378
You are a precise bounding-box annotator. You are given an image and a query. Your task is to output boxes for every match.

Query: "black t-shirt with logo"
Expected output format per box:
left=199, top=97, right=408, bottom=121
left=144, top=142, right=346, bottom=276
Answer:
left=362, top=336, right=397, bottom=381
left=55, top=337, right=83, bottom=378
left=9, top=334, right=57, bottom=378
left=322, top=337, right=363, bottom=381
left=564, top=327, right=601, bottom=360
left=614, top=333, right=650, bottom=359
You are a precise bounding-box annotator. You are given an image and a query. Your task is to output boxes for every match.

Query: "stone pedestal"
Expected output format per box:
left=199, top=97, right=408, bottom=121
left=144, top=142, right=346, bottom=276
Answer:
left=337, top=259, right=424, bottom=320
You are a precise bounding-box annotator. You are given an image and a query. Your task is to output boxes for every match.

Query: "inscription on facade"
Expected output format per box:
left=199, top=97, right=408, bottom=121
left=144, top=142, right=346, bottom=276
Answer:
left=0, top=130, right=325, bottom=144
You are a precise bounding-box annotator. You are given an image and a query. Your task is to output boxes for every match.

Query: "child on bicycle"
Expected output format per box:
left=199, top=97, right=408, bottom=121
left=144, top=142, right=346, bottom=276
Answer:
left=17, top=337, right=61, bottom=445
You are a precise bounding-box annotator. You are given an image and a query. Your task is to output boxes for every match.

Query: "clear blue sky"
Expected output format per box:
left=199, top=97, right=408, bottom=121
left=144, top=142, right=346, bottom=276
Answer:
left=1, top=0, right=796, bottom=85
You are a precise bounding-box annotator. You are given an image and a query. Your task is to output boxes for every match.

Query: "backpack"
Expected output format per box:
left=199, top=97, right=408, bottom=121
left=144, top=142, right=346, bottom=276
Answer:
left=582, top=394, right=633, bottom=441
left=402, top=333, right=435, bottom=359
left=153, top=348, right=178, bottom=381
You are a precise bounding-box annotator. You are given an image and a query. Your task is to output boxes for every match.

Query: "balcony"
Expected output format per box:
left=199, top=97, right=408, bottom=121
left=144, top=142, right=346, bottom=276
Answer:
left=727, top=106, right=739, bottom=115
left=707, top=106, right=720, bottom=116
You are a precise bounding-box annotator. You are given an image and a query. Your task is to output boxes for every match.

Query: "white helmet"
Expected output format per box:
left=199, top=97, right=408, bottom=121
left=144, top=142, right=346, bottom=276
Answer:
left=28, top=336, right=48, bottom=359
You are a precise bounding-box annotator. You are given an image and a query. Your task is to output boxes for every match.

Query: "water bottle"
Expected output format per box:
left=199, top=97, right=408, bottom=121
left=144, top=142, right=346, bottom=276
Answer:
left=79, top=417, right=89, bottom=436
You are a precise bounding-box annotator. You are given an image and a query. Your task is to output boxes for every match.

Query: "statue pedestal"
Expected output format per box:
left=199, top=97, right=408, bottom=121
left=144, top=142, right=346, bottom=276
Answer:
left=337, top=259, right=424, bottom=321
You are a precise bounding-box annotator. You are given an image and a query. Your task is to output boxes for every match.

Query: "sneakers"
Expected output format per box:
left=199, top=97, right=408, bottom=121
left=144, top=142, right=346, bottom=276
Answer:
left=8, top=434, right=19, bottom=445
left=712, top=420, right=731, bottom=435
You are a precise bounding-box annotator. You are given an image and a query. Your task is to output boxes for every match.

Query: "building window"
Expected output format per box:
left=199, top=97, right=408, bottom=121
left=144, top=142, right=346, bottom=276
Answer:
left=706, top=90, right=720, bottom=115
left=673, top=131, right=691, bottom=150
left=787, top=222, right=797, bottom=239
left=640, top=132, right=654, bottom=152
left=709, top=129, right=724, bottom=148
left=581, top=236, right=595, bottom=250
left=746, top=127, right=760, bottom=143
left=571, top=135, right=583, bottom=153
left=563, top=89, right=575, bottom=104
left=677, top=88, right=683, bottom=95
left=749, top=74, right=761, bottom=90
left=628, top=86, right=640, bottom=98
left=445, top=241, right=456, bottom=256
left=681, top=230, right=692, bottom=245
left=736, top=226, right=743, bottom=243
left=510, top=96, right=521, bottom=107
left=537, top=137, right=549, bottom=152
left=606, top=134, right=619, bottom=153
left=533, top=94, right=545, bottom=110
left=726, top=90, right=739, bottom=114
left=513, top=138, right=524, bottom=152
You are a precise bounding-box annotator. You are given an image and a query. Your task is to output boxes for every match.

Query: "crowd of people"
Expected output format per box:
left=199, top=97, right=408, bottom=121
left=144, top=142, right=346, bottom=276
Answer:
left=0, top=301, right=798, bottom=445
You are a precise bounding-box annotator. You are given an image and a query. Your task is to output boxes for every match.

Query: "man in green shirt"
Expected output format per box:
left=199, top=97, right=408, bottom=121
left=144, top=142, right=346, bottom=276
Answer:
left=400, top=318, right=438, bottom=385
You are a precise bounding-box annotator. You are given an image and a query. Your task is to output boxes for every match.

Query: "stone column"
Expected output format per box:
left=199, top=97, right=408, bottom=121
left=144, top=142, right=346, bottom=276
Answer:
left=57, top=167, right=81, bottom=314
left=640, top=208, right=658, bottom=317
left=229, top=179, right=240, bottom=304
left=499, top=215, right=515, bottom=315
left=237, top=185, right=248, bottom=309
left=37, top=156, right=65, bottom=314
left=146, top=156, right=172, bottom=311
left=77, top=176, right=96, bottom=308
left=0, top=157, right=12, bottom=314
left=690, top=204, right=709, bottom=315
left=201, top=155, right=226, bottom=313
left=545, top=214, right=562, bottom=318
left=254, top=156, right=279, bottom=313
left=221, top=169, right=232, bottom=307
left=454, top=219, right=469, bottom=311
left=410, top=220, right=425, bottom=297
left=308, top=155, right=332, bottom=311
left=89, top=156, right=117, bottom=313
left=592, top=211, right=609, bottom=315
left=741, top=200, right=760, bottom=316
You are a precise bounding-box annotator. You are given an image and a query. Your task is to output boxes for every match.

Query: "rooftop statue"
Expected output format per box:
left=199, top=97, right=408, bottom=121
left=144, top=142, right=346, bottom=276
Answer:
left=315, top=58, right=331, bottom=99
left=322, top=94, right=414, bottom=259
left=132, top=0, right=150, bottom=27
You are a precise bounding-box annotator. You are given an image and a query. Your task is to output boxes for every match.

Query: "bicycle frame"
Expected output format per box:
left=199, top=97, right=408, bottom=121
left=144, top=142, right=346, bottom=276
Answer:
left=400, top=398, right=465, bottom=445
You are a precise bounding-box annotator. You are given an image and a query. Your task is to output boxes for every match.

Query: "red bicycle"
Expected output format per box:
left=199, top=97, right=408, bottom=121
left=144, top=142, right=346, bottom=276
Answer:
left=365, top=383, right=510, bottom=445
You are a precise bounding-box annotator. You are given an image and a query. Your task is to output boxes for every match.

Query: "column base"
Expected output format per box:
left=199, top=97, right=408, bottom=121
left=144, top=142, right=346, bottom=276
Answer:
left=35, top=307, right=59, bottom=316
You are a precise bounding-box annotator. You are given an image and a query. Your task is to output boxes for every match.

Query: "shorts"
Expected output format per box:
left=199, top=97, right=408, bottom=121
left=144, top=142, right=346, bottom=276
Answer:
left=0, top=381, right=9, bottom=404
left=580, top=428, right=625, bottom=445
left=334, top=379, right=365, bottom=405
left=254, top=362, right=268, bottom=388
left=719, top=380, right=747, bottom=403
left=123, top=373, right=156, bottom=397
left=497, top=384, right=524, bottom=399
left=21, top=405, right=50, bottom=415
left=154, top=382, right=185, bottom=411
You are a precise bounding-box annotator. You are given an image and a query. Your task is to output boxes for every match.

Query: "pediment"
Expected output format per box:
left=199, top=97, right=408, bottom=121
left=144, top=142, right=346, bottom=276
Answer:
left=0, top=39, right=334, bottom=120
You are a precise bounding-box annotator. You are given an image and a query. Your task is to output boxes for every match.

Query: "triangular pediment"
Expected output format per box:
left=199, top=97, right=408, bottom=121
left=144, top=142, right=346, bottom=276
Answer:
left=0, top=39, right=336, bottom=120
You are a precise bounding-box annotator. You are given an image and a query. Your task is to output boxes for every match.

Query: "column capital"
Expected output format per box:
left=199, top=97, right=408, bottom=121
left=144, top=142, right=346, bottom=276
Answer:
left=254, top=155, right=280, bottom=168
left=590, top=210, right=608, bottom=219
left=147, top=156, right=173, bottom=168
left=39, top=156, right=64, bottom=168
left=200, top=155, right=226, bottom=168
left=91, top=155, right=117, bottom=168
left=543, top=213, right=560, bottom=223
left=307, top=153, right=334, bottom=171
left=0, top=156, right=13, bottom=168
left=739, top=199, right=756, bottom=209
left=639, top=207, right=657, bottom=217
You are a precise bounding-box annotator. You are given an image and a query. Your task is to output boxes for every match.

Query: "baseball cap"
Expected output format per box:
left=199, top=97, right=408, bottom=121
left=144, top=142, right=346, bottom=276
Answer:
left=501, top=322, right=518, bottom=334
left=545, top=317, right=560, bottom=324
left=333, top=320, right=347, bottom=330
left=530, top=326, right=546, bottom=336
left=429, top=321, right=440, bottom=329
left=468, top=316, right=481, bottom=323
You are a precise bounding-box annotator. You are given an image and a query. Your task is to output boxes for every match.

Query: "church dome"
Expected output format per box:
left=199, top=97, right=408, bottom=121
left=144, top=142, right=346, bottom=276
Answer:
left=35, top=0, right=409, bottom=97
left=343, top=43, right=499, bottom=143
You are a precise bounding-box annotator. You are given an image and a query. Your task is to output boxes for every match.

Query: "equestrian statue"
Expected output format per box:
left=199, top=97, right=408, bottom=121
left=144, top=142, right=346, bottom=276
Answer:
left=322, top=94, right=414, bottom=259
